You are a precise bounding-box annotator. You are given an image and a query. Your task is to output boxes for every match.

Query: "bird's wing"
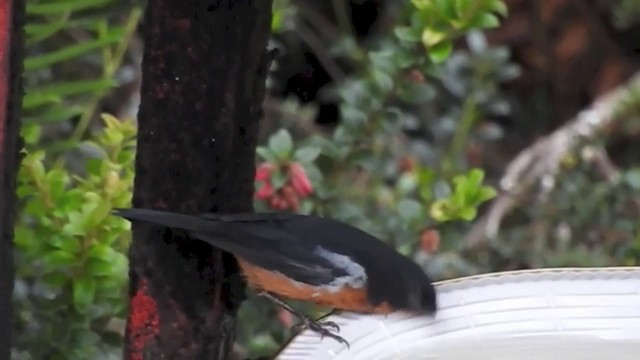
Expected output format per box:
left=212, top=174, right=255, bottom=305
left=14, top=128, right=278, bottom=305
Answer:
left=191, top=221, right=350, bottom=286
left=116, top=208, right=350, bottom=286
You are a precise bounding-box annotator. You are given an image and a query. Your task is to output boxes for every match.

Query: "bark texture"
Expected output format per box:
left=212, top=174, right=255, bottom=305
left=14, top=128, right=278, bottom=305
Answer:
left=125, top=1, right=273, bottom=359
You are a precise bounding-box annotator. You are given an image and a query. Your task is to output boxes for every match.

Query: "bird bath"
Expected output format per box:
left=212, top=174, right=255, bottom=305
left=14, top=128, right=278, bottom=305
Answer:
left=278, top=267, right=640, bottom=359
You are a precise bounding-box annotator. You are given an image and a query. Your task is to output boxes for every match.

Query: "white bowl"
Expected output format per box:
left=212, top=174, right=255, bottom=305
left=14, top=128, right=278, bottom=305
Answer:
left=277, top=267, right=640, bottom=359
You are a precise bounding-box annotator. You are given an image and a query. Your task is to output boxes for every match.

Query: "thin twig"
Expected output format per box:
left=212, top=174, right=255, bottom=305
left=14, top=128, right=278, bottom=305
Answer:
left=465, top=72, right=640, bottom=247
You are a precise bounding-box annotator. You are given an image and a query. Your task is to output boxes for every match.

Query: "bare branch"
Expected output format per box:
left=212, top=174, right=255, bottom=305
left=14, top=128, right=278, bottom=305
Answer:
left=466, top=72, right=640, bottom=247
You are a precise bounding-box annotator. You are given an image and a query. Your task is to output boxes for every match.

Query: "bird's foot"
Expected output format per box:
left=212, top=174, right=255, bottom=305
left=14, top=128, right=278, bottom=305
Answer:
left=294, top=316, right=349, bottom=347
left=258, top=292, right=349, bottom=347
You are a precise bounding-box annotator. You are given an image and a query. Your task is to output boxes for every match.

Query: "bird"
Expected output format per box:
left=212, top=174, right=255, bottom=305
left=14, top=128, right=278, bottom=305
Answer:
left=115, top=208, right=438, bottom=346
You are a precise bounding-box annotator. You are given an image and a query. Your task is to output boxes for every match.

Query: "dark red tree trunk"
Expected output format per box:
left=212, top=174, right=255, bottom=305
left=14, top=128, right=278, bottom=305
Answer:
left=124, top=0, right=273, bottom=359
left=0, top=0, right=24, bottom=358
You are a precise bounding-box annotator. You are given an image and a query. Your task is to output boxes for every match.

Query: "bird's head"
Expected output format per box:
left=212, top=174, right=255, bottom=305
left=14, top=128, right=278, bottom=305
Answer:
left=405, top=280, right=437, bottom=314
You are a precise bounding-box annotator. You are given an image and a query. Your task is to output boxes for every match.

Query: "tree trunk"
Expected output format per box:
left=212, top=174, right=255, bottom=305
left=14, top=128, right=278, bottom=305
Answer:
left=0, top=0, right=24, bottom=358
left=124, top=0, right=273, bottom=359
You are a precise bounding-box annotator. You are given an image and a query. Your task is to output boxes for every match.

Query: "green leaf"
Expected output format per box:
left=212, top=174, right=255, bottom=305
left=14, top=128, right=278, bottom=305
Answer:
left=104, top=127, right=124, bottom=145
left=22, top=105, right=84, bottom=124
left=397, top=199, right=424, bottom=221
left=372, top=69, right=394, bottom=92
left=340, top=105, right=368, bottom=126
left=488, top=0, right=508, bottom=16
left=45, top=169, right=69, bottom=200
left=411, top=0, right=432, bottom=11
left=20, top=124, right=41, bottom=144
left=428, top=40, right=453, bottom=64
left=455, top=0, right=473, bottom=18
left=71, top=329, right=101, bottom=350
left=394, top=26, right=421, bottom=43
left=294, top=147, right=321, bottom=164
left=85, top=200, right=112, bottom=228
left=16, top=184, right=35, bottom=199
left=457, top=207, right=477, bottom=221
left=369, top=50, right=395, bottom=73
left=441, top=169, right=497, bottom=220
left=42, top=272, right=70, bottom=288
left=62, top=212, right=88, bottom=236
left=268, top=129, right=293, bottom=159
left=26, top=0, right=113, bottom=16
left=24, top=198, right=47, bottom=217
left=13, top=226, right=35, bottom=249
left=22, top=92, right=60, bottom=109
left=469, top=13, right=500, bottom=29
left=398, top=82, right=436, bottom=104
left=73, top=277, right=97, bottom=311
left=25, top=13, right=69, bottom=44
left=429, top=199, right=452, bottom=222
left=86, top=158, right=107, bottom=177
left=301, top=162, right=324, bottom=184
left=42, top=250, right=77, bottom=268
left=85, top=258, right=114, bottom=277
left=475, top=186, right=497, bottom=203
left=26, top=79, right=116, bottom=99
left=256, top=146, right=277, bottom=162
left=270, top=169, right=287, bottom=190
left=436, top=0, right=457, bottom=18
left=418, top=168, right=436, bottom=201
left=110, top=252, right=129, bottom=278
left=397, top=173, right=418, bottom=194
left=116, top=150, right=135, bottom=166
left=49, top=235, right=81, bottom=253
left=25, top=34, right=124, bottom=71
left=271, top=7, right=285, bottom=32
left=87, top=244, right=117, bottom=262
left=28, top=156, right=46, bottom=182
left=421, top=29, right=447, bottom=47
left=467, top=168, right=485, bottom=186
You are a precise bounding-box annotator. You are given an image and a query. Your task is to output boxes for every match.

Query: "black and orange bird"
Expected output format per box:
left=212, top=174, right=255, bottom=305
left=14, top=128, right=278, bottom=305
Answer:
left=115, top=208, right=437, bottom=345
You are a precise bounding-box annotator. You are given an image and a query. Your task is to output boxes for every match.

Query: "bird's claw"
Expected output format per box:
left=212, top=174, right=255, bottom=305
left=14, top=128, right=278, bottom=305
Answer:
left=294, top=317, right=349, bottom=347
left=317, top=320, right=340, bottom=332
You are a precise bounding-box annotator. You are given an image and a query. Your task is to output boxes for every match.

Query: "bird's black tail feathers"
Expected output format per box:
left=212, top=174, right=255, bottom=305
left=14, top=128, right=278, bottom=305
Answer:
left=114, top=208, right=223, bottom=234
left=113, top=208, right=306, bottom=266
left=113, top=208, right=296, bottom=233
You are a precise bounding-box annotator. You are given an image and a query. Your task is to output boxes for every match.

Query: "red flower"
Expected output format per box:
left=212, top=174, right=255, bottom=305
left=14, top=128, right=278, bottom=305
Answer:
left=420, top=228, right=440, bottom=255
left=289, top=163, right=313, bottom=197
left=255, top=163, right=275, bottom=200
left=270, top=196, right=289, bottom=210
left=282, top=185, right=300, bottom=211
left=255, top=183, right=274, bottom=200
left=255, top=162, right=273, bottom=182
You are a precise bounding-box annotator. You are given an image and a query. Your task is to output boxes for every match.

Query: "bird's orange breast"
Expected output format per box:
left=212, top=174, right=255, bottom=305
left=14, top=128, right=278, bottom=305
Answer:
left=236, top=258, right=392, bottom=314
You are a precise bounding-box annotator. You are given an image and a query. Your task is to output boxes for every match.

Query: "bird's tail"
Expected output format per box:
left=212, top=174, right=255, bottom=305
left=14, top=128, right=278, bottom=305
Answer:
left=114, top=208, right=221, bottom=234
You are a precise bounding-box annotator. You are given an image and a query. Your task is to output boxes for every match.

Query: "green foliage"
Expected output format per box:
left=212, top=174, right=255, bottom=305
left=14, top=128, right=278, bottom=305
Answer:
left=612, top=0, right=640, bottom=29
left=257, top=129, right=321, bottom=169
left=402, top=0, right=507, bottom=62
left=23, top=0, right=142, bottom=155
left=14, top=0, right=141, bottom=355
left=430, top=169, right=496, bottom=222
left=14, top=116, right=135, bottom=359
left=478, top=158, right=640, bottom=271
left=246, top=1, right=508, bottom=356
left=271, top=0, right=294, bottom=33
left=18, top=0, right=640, bottom=359
left=13, top=115, right=135, bottom=359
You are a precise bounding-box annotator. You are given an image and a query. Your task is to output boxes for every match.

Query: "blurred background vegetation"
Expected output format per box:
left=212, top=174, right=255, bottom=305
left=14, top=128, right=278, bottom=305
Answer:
left=11, top=0, right=640, bottom=359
